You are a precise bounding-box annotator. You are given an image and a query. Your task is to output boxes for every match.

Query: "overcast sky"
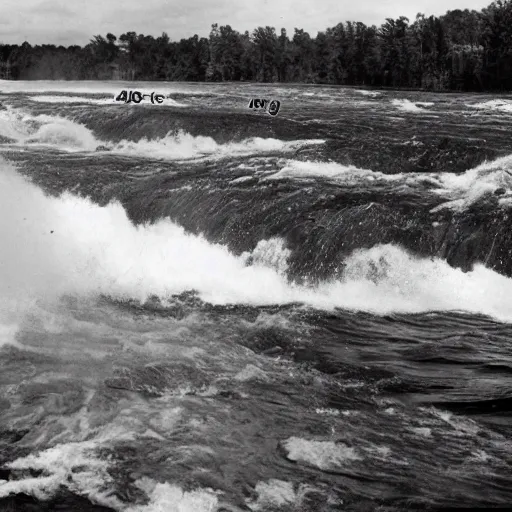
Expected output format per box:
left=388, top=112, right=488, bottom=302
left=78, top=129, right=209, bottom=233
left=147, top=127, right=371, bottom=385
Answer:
left=1, top=0, right=493, bottom=46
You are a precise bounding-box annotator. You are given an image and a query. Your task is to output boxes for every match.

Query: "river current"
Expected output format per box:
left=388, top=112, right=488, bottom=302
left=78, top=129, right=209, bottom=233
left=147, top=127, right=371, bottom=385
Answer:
left=1, top=81, right=512, bottom=511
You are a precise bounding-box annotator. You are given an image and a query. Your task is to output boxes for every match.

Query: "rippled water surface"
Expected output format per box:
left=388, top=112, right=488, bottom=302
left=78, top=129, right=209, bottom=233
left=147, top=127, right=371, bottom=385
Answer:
left=1, top=81, right=512, bottom=511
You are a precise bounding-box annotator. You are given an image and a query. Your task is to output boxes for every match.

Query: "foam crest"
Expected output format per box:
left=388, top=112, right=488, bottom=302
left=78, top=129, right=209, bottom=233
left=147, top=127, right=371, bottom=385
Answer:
left=272, top=156, right=512, bottom=212
left=356, top=90, right=381, bottom=97
left=0, top=321, right=19, bottom=348
left=0, top=108, right=324, bottom=159
left=0, top=160, right=299, bottom=305
left=0, top=108, right=99, bottom=150
left=247, top=480, right=297, bottom=510
left=242, top=238, right=291, bottom=275
left=268, top=159, right=391, bottom=182
left=0, top=108, right=33, bottom=141
left=392, top=99, right=433, bottom=112
left=28, top=95, right=114, bottom=105
left=432, top=154, right=512, bottom=211
left=1, top=441, right=120, bottom=508
left=283, top=437, right=361, bottom=470
left=127, top=479, right=218, bottom=512
left=26, top=115, right=99, bottom=150
left=467, top=99, right=512, bottom=113
left=341, top=244, right=512, bottom=319
left=111, top=131, right=325, bottom=161
left=3, top=160, right=512, bottom=322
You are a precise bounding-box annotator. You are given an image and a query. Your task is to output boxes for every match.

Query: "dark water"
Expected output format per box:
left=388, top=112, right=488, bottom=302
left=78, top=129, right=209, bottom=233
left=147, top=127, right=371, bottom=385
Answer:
left=1, top=81, right=512, bottom=511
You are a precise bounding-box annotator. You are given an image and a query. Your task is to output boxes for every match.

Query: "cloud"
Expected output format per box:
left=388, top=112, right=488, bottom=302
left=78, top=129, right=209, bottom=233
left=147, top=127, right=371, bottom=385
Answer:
left=0, top=0, right=493, bottom=46
left=31, top=0, right=75, bottom=16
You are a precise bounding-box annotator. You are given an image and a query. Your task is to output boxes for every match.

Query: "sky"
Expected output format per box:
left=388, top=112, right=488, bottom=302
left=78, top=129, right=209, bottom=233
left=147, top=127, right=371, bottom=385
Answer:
left=0, top=0, right=494, bottom=46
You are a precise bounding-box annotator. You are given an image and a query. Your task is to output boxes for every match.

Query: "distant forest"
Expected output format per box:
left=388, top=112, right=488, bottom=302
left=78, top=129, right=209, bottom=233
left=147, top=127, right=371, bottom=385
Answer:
left=1, top=0, right=512, bottom=91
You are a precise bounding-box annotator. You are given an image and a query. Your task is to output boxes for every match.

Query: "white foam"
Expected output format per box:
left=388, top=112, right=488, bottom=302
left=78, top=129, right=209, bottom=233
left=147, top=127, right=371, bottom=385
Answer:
left=3, top=160, right=512, bottom=321
left=411, top=427, right=432, bottom=437
left=392, top=99, right=429, bottom=112
left=283, top=437, right=361, bottom=470
left=27, top=116, right=99, bottom=151
left=0, top=321, right=20, bottom=347
left=111, top=132, right=325, bottom=161
left=470, top=450, right=491, bottom=462
left=271, top=156, right=512, bottom=213
left=0, top=109, right=30, bottom=141
left=429, top=408, right=480, bottom=435
left=242, top=238, right=291, bottom=275
left=362, top=445, right=391, bottom=457
left=247, top=479, right=297, bottom=510
left=356, top=90, right=381, bottom=97
left=0, top=107, right=324, bottom=158
left=0, top=475, right=62, bottom=501
left=2, top=440, right=220, bottom=510
left=467, top=99, right=512, bottom=113
left=431, top=154, right=512, bottom=211
left=127, top=480, right=219, bottom=512
left=247, top=480, right=320, bottom=511
left=315, top=408, right=340, bottom=416
left=234, top=364, right=269, bottom=382
left=0, top=109, right=99, bottom=150
left=229, top=176, right=254, bottom=184
left=28, top=95, right=115, bottom=105
left=148, top=407, right=183, bottom=432
left=1, top=441, right=120, bottom=508
left=268, top=159, right=389, bottom=181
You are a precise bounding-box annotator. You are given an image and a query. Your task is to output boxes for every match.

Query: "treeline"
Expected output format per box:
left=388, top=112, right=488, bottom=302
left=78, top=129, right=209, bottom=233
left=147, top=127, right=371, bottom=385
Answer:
left=1, top=0, right=512, bottom=90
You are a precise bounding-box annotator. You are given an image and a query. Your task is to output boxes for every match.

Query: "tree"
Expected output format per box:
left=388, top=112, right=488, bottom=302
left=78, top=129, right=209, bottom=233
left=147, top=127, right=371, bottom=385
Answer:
left=0, top=2, right=510, bottom=91
left=480, top=0, right=512, bottom=88
left=252, top=26, right=278, bottom=82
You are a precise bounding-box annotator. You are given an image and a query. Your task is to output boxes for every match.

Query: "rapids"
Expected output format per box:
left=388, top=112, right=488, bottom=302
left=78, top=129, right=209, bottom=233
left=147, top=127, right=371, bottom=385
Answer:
left=1, top=81, right=512, bottom=511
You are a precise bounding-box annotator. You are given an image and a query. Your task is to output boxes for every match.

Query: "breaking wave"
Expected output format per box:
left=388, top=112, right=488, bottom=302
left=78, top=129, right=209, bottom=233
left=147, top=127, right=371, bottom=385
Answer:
left=2, top=158, right=512, bottom=321
left=0, top=108, right=324, bottom=159
left=1, top=441, right=220, bottom=512
left=269, top=155, right=512, bottom=211
left=356, top=90, right=381, bottom=97
left=0, top=109, right=99, bottom=150
left=111, top=131, right=324, bottom=160
left=467, top=99, right=512, bottom=113
left=391, top=99, right=434, bottom=112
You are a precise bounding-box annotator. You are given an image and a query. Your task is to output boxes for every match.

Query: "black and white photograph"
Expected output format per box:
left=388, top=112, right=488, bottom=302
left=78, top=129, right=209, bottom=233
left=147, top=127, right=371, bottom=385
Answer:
left=1, top=0, right=512, bottom=510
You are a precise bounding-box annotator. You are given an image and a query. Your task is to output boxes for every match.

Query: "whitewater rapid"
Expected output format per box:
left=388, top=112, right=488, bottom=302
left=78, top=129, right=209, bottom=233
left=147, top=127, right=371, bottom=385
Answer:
left=0, top=106, right=325, bottom=158
left=1, top=158, right=512, bottom=322
left=2, top=105, right=512, bottom=214
left=3, top=82, right=512, bottom=512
